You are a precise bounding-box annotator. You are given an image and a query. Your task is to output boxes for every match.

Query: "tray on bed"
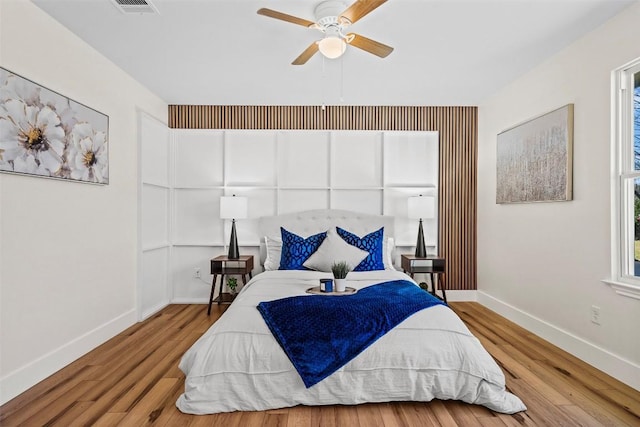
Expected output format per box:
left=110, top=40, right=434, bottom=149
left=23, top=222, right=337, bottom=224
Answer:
left=306, top=286, right=356, bottom=295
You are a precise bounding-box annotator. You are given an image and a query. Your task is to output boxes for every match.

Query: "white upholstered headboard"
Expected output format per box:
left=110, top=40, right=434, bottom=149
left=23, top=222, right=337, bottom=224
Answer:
left=257, top=209, right=395, bottom=266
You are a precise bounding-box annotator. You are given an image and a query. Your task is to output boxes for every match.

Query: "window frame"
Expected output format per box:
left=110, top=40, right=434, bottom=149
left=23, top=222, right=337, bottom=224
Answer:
left=607, top=58, right=640, bottom=299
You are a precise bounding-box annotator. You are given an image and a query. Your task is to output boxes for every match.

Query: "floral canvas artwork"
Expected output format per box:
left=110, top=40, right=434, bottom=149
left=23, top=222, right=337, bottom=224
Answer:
left=0, top=67, right=108, bottom=184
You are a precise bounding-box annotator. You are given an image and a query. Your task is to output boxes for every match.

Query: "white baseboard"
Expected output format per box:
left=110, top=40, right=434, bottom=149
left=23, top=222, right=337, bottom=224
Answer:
left=140, top=301, right=170, bottom=321
left=478, top=291, right=640, bottom=391
left=444, top=290, right=477, bottom=302
left=0, top=309, right=137, bottom=405
left=171, top=297, right=209, bottom=304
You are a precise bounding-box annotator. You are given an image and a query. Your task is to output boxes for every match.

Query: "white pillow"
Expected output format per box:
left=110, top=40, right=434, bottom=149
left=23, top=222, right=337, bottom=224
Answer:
left=263, top=236, right=282, bottom=271
left=303, top=228, right=369, bottom=273
left=385, top=237, right=396, bottom=270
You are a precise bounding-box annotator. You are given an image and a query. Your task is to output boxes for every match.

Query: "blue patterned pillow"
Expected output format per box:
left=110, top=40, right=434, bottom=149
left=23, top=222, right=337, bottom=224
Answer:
left=336, top=227, right=385, bottom=271
left=279, top=228, right=327, bottom=270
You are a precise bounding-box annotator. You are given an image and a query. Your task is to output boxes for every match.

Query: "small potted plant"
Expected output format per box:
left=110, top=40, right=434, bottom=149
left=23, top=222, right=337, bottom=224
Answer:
left=331, top=261, right=350, bottom=292
left=227, top=277, right=238, bottom=294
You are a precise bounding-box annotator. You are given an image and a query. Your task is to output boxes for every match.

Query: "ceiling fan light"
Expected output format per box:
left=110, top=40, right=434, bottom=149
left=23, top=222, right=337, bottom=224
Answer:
left=318, top=36, right=346, bottom=59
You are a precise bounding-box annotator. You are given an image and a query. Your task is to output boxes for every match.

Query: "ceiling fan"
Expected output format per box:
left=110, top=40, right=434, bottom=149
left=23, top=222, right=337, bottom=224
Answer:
left=257, top=0, right=394, bottom=65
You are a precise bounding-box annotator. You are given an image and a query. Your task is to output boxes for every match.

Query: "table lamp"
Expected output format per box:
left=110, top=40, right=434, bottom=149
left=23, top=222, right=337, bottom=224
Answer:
left=408, top=195, right=435, bottom=258
left=220, top=195, right=248, bottom=259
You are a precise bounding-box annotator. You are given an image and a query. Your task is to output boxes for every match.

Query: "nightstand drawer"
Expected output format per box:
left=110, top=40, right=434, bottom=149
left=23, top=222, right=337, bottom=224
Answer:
left=208, top=255, right=254, bottom=315
left=401, top=255, right=445, bottom=274
left=210, top=255, right=254, bottom=275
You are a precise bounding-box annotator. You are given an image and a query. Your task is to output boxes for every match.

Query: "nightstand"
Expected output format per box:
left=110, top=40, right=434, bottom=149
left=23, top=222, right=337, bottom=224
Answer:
left=401, top=254, right=447, bottom=303
left=208, top=255, right=254, bottom=315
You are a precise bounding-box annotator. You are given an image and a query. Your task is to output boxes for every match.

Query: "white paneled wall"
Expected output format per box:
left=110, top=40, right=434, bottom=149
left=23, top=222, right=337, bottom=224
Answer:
left=279, top=132, right=330, bottom=187
left=332, top=132, right=382, bottom=188
left=171, top=130, right=439, bottom=303
left=141, top=186, right=169, bottom=247
left=140, top=113, right=171, bottom=319
left=174, top=131, right=224, bottom=187
left=173, top=189, right=223, bottom=245
left=225, top=132, right=278, bottom=186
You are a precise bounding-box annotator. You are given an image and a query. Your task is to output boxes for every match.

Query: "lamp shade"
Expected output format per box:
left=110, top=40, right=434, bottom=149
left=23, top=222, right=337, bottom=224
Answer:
left=220, top=195, right=248, bottom=219
left=408, top=195, right=435, bottom=219
left=318, top=36, right=346, bottom=59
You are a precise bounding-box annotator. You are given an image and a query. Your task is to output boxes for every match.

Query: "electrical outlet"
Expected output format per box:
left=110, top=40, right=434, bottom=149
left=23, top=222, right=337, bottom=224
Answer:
left=591, top=305, right=601, bottom=325
left=194, top=267, right=201, bottom=279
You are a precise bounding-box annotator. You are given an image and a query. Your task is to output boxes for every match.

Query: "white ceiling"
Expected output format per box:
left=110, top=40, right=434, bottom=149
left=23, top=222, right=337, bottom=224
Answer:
left=31, top=0, right=635, bottom=106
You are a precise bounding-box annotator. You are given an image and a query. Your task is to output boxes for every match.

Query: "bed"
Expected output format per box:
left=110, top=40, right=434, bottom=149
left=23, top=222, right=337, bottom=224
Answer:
left=176, top=210, right=526, bottom=415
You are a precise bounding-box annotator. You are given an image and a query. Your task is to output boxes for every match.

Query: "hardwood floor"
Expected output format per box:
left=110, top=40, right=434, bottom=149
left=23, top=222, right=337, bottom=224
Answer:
left=1, top=302, right=638, bottom=426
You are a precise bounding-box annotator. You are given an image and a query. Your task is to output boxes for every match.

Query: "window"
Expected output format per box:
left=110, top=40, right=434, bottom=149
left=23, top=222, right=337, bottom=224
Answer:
left=610, top=58, right=640, bottom=299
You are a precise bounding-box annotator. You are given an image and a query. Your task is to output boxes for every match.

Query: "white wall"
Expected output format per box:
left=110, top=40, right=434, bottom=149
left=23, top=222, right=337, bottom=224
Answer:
left=140, top=113, right=171, bottom=319
left=478, top=2, right=640, bottom=389
left=0, top=0, right=167, bottom=403
left=171, top=130, right=440, bottom=303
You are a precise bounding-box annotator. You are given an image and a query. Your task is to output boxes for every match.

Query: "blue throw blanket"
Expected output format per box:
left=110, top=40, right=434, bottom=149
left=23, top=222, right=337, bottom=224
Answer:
left=257, top=280, right=446, bottom=388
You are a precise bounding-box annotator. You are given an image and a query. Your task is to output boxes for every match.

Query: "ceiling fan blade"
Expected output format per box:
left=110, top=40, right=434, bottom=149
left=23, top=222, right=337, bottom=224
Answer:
left=340, top=0, right=388, bottom=24
left=347, top=33, right=393, bottom=58
left=257, top=8, right=316, bottom=28
left=292, top=42, right=320, bottom=65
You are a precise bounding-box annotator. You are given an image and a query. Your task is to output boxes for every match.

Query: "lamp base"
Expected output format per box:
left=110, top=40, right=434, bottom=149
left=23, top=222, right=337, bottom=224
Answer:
left=228, top=219, right=240, bottom=260
left=415, top=219, right=427, bottom=258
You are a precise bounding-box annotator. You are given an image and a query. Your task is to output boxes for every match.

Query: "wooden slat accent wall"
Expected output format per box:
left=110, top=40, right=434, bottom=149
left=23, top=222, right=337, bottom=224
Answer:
left=168, top=105, right=477, bottom=291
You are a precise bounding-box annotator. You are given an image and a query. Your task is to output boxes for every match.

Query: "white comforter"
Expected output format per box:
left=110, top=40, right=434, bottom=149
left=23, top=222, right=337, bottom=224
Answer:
left=177, top=270, right=526, bottom=414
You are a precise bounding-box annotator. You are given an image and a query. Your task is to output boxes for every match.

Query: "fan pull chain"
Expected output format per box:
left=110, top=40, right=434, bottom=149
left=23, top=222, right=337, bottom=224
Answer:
left=340, top=55, right=345, bottom=103
left=321, top=55, right=327, bottom=110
